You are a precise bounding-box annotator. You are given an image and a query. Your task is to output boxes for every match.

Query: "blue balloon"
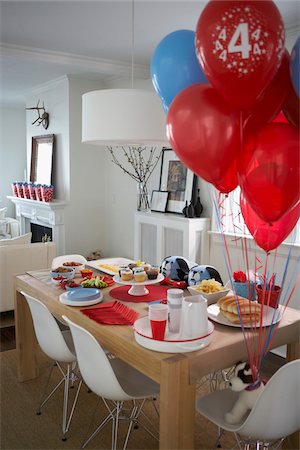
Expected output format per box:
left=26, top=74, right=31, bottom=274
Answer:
left=290, top=35, right=300, bottom=98
left=151, top=29, right=208, bottom=112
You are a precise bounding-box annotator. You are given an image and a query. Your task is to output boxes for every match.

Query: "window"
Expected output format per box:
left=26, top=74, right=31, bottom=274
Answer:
left=213, top=187, right=300, bottom=246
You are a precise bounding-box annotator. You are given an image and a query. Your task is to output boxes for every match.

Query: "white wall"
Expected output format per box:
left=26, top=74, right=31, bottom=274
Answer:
left=67, top=76, right=107, bottom=257
left=26, top=77, right=70, bottom=202
left=0, top=106, right=26, bottom=217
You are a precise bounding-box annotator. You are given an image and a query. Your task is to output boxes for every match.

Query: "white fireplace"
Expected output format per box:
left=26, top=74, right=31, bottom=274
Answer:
left=8, top=196, right=66, bottom=255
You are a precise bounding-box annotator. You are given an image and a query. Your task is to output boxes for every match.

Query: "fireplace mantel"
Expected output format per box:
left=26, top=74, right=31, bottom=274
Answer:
left=7, top=196, right=67, bottom=255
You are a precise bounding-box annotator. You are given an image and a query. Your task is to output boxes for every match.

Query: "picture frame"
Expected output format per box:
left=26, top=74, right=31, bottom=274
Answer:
left=30, top=134, right=55, bottom=185
left=151, top=190, right=169, bottom=213
left=159, top=148, right=196, bottom=214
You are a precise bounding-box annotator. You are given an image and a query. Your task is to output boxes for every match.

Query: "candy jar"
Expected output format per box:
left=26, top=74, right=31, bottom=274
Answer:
left=29, top=183, right=37, bottom=200
left=17, top=182, right=24, bottom=198
left=23, top=182, right=31, bottom=199
left=11, top=182, right=18, bottom=197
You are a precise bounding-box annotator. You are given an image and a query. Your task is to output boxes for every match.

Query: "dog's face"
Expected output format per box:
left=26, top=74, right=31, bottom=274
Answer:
left=229, top=362, right=253, bottom=392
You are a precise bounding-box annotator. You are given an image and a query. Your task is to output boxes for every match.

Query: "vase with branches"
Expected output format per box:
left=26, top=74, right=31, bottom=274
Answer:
left=107, top=146, right=162, bottom=211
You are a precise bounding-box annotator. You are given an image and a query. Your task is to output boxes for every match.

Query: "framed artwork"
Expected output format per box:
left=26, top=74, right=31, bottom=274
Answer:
left=151, top=190, right=169, bottom=213
left=159, top=148, right=196, bottom=214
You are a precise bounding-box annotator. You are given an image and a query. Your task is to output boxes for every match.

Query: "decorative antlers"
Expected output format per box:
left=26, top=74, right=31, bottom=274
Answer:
left=26, top=100, right=49, bottom=129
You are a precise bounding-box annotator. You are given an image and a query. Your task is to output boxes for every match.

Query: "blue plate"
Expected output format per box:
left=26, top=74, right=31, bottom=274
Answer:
left=66, top=288, right=100, bottom=301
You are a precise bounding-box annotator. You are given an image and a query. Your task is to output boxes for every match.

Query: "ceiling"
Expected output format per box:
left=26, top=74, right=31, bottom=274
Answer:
left=1, top=0, right=299, bottom=105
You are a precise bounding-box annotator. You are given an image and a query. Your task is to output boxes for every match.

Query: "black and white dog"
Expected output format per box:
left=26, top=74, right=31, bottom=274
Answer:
left=225, top=361, right=265, bottom=424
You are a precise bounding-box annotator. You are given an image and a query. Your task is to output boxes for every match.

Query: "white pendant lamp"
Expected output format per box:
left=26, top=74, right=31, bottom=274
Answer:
left=82, top=1, right=168, bottom=147
left=82, top=89, right=167, bottom=146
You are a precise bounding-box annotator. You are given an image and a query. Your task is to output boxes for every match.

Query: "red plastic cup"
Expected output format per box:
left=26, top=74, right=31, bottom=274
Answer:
left=149, top=304, right=168, bottom=341
left=256, top=285, right=281, bottom=309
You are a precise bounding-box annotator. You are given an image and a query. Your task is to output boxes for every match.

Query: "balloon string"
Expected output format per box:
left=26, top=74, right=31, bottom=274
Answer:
left=260, top=250, right=300, bottom=366
left=211, top=189, right=254, bottom=371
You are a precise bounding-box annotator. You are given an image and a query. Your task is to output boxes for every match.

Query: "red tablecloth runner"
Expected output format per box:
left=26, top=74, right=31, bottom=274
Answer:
left=109, top=285, right=168, bottom=302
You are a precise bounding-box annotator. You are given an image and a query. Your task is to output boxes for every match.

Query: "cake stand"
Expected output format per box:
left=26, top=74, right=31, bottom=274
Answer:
left=113, top=273, right=164, bottom=296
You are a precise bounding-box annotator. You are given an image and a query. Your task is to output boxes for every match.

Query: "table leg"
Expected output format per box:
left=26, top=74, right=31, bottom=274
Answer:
left=15, top=290, right=39, bottom=381
left=159, top=354, right=195, bottom=450
left=283, top=341, right=300, bottom=450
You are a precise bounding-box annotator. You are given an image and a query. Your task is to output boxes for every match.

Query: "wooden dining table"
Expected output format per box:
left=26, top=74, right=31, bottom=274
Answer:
left=14, top=270, right=300, bottom=450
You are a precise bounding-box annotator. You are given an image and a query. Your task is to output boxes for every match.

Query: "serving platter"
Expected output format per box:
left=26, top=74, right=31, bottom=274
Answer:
left=133, top=316, right=214, bottom=353
left=113, top=273, right=164, bottom=296
left=86, top=257, right=134, bottom=276
left=207, top=304, right=283, bottom=328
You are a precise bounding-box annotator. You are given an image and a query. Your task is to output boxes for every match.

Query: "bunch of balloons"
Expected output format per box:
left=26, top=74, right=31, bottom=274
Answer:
left=151, top=0, right=300, bottom=253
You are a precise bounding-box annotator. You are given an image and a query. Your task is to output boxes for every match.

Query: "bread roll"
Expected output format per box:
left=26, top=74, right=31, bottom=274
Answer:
left=223, top=311, right=260, bottom=324
left=227, top=299, right=261, bottom=315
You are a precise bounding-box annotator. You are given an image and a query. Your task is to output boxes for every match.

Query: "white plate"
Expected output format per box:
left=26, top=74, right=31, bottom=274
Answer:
left=187, top=286, right=230, bottom=305
left=207, top=304, right=283, bottom=328
left=59, top=291, right=103, bottom=307
left=86, top=257, right=134, bottom=276
left=133, top=316, right=214, bottom=353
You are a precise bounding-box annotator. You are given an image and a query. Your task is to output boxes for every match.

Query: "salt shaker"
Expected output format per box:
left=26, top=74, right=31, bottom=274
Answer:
left=167, top=288, right=184, bottom=333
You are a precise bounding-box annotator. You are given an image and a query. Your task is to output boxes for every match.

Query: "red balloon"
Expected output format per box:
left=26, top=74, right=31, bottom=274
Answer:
left=244, top=50, right=291, bottom=132
left=240, top=193, right=300, bottom=252
left=238, top=123, right=300, bottom=223
left=166, top=84, right=241, bottom=185
left=273, top=111, right=288, bottom=123
left=213, top=158, right=238, bottom=194
left=195, top=0, right=285, bottom=109
left=283, top=83, right=300, bottom=128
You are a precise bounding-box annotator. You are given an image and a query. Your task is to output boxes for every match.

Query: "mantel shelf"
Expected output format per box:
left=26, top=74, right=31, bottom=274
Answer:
left=7, top=196, right=67, bottom=209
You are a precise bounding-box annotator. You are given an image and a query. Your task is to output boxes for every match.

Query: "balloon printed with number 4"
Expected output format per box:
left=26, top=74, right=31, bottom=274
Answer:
left=166, top=83, right=241, bottom=185
left=195, top=0, right=285, bottom=109
left=243, top=50, right=291, bottom=132
left=238, top=123, right=300, bottom=224
left=240, top=193, right=300, bottom=252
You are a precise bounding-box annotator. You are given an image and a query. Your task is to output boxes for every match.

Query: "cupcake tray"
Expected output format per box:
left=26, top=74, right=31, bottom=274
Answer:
left=113, top=273, right=164, bottom=296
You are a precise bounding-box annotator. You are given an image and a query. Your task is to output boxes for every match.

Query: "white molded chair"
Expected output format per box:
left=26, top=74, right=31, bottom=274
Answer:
left=21, top=292, right=82, bottom=440
left=196, top=359, right=300, bottom=449
left=51, top=254, right=87, bottom=269
left=63, top=315, right=160, bottom=450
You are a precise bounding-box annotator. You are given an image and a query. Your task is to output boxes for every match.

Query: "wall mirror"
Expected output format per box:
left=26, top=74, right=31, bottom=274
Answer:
left=30, top=134, right=54, bottom=185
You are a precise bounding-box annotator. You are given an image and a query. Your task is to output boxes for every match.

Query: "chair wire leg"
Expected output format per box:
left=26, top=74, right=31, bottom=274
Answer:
left=214, top=427, right=224, bottom=449
left=62, top=364, right=70, bottom=440
left=64, top=379, right=83, bottom=436
left=150, top=397, right=159, bottom=418
left=81, top=398, right=115, bottom=449
left=36, top=365, right=65, bottom=414
left=234, top=433, right=243, bottom=450
left=122, top=403, right=138, bottom=450
left=132, top=399, right=159, bottom=441
left=113, top=401, right=121, bottom=450
left=36, top=362, right=56, bottom=414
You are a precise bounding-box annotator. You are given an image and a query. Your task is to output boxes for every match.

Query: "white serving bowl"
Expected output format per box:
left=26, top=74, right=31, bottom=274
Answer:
left=61, top=262, right=85, bottom=274
left=50, top=267, right=75, bottom=280
left=187, top=286, right=230, bottom=305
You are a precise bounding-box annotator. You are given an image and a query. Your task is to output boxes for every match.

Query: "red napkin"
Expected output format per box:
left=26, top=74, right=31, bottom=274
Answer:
left=80, top=301, right=139, bottom=325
